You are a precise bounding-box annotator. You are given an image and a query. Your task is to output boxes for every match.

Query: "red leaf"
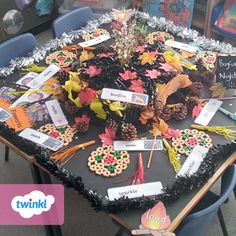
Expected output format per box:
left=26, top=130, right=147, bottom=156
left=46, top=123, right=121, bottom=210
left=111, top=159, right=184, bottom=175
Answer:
left=145, top=69, right=161, bottom=79
left=192, top=103, right=203, bottom=118
left=119, top=70, right=137, bottom=81
left=136, top=45, right=146, bottom=52
left=99, top=128, right=116, bottom=146
left=160, top=63, right=174, bottom=72
left=86, top=65, right=102, bottom=77
left=74, top=114, right=90, bottom=125
left=98, top=52, right=113, bottom=58
left=163, top=128, right=181, bottom=139
left=129, top=80, right=144, bottom=93
left=78, top=88, right=96, bottom=105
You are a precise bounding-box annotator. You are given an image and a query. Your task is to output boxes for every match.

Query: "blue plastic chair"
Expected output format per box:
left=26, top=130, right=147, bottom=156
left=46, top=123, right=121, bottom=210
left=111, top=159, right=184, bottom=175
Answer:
left=0, top=33, right=38, bottom=161
left=0, top=33, right=38, bottom=67
left=175, top=164, right=236, bottom=236
left=52, top=6, right=94, bottom=38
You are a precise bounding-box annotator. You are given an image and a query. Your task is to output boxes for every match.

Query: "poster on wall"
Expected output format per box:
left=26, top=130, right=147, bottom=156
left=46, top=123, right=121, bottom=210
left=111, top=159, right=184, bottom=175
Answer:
left=144, top=0, right=195, bottom=28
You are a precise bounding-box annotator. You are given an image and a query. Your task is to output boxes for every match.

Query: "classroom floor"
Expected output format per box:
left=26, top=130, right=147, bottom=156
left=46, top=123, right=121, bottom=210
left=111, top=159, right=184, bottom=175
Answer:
left=0, top=28, right=235, bottom=236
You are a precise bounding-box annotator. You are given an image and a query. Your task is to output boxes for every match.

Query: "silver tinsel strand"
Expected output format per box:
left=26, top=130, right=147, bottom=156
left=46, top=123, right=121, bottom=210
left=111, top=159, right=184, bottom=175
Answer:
left=0, top=10, right=235, bottom=77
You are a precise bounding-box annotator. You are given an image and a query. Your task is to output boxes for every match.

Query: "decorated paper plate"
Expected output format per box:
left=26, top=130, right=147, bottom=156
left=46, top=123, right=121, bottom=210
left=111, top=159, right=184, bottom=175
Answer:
left=38, top=124, right=77, bottom=146
left=88, top=145, right=130, bottom=177
left=172, top=129, right=213, bottom=155
left=45, top=50, right=76, bottom=67
left=146, top=31, right=174, bottom=45
left=82, top=28, right=110, bottom=41
left=195, top=51, right=217, bottom=70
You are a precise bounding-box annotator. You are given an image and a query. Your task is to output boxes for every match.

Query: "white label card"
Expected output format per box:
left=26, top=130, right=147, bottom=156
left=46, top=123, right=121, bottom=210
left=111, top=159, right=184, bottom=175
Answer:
left=19, top=128, right=64, bottom=151
left=45, top=99, right=68, bottom=127
left=79, top=34, right=111, bottom=47
left=101, top=88, right=149, bottom=106
left=165, top=40, right=198, bottom=53
left=0, top=107, right=12, bottom=122
left=16, top=72, right=39, bottom=87
left=27, top=64, right=60, bottom=89
left=114, top=140, right=163, bottom=151
left=108, top=182, right=163, bottom=201
left=177, top=145, right=209, bottom=177
left=194, top=99, right=223, bottom=126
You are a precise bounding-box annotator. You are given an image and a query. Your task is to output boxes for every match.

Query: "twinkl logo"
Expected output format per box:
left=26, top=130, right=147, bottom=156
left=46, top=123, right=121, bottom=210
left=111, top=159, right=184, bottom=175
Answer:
left=11, top=190, right=55, bottom=219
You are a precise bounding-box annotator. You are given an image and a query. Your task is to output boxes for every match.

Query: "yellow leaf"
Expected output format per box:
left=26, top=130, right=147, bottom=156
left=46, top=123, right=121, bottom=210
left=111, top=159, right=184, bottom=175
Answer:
left=108, top=101, right=125, bottom=117
left=156, top=83, right=164, bottom=92
left=163, top=51, right=183, bottom=72
left=69, top=71, right=80, bottom=81
left=181, top=50, right=195, bottom=58
left=150, top=123, right=162, bottom=137
left=80, top=50, right=94, bottom=63
left=209, top=83, right=227, bottom=98
left=158, top=118, right=169, bottom=133
left=90, top=98, right=106, bottom=120
left=138, top=52, right=156, bottom=65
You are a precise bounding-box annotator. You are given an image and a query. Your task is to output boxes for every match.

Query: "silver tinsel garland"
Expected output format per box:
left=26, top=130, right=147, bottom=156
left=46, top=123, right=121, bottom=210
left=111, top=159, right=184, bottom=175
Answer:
left=0, top=10, right=235, bottom=77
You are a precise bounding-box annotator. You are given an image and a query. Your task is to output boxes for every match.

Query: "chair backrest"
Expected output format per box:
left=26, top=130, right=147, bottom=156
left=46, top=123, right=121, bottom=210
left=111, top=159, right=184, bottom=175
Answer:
left=0, top=33, right=38, bottom=67
left=176, top=164, right=236, bottom=236
left=52, top=6, right=94, bottom=38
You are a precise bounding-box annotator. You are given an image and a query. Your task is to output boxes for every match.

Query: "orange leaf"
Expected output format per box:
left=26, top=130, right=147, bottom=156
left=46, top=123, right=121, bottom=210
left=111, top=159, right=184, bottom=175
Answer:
left=140, top=109, right=154, bottom=124
left=80, top=50, right=94, bottom=63
left=150, top=123, right=162, bottom=137
left=158, top=118, right=169, bottom=133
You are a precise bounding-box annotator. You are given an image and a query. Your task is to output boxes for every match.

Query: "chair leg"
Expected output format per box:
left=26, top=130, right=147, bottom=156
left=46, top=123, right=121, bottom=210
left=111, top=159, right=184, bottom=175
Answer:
left=218, top=208, right=229, bottom=236
left=4, top=146, right=9, bottom=161
left=115, top=228, right=125, bottom=236
left=234, top=186, right=236, bottom=199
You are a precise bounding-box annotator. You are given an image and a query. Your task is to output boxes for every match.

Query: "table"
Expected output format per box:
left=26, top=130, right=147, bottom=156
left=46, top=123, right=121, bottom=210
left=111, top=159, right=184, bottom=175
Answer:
left=0, top=11, right=236, bottom=236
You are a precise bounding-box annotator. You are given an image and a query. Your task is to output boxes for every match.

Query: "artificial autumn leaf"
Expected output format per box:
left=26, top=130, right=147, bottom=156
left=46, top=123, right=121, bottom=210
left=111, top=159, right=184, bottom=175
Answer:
left=163, top=51, right=183, bottom=72
left=145, top=69, right=161, bottom=79
left=149, top=123, right=161, bottom=137
left=181, top=50, right=195, bottom=58
left=138, top=52, right=156, bottom=65
left=99, top=128, right=116, bottom=146
left=139, top=108, right=154, bottom=124
left=157, top=118, right=169, bottom=133
left=80, top=50, right=94, bottom=62
left=90, top=98, right=106, bottom=119
left=192, top=102, right=203, bottom=118
left=210, top=83, right=227, bottom=98
left=163, top=128, right=181, bottom=139
left=78, top=88, right=97, bottom=105
left=86, top=65, right=102, bottom=77
left=159, top=63, right=175, bottom=72
left=129, top=80, right=144, bottom=93
left=98, top=52, right=113, bottom=58
left=136, top=45, right=146, bottom=52
left=119, top=70, right=137, bottom=80
left=74, top=114, right=90, bottom=124
left=108, top=101, right=125, bottom=117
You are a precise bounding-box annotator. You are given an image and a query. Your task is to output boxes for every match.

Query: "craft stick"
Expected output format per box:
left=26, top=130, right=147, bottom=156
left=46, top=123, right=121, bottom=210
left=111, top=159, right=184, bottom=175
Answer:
left=147, top=135, right=157, bottom=168
left=131, top=228, right=150, bottom=235
left=8, top=88, right=53, bottom=95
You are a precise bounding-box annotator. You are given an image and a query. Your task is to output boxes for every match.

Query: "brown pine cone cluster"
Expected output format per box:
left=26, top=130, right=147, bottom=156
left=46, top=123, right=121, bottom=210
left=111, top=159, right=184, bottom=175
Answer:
left=185, top=97, right=199, bottom=112
left=106, top=118, right=118, bottom=131
left=188, top=82, right=203, bottom=97
left=172, top=104, right=188, bottom=120
left=76, top=121, right=89, bottom=133
left=64, top=100, right=79, bottom=115
left=121, top=123, right=137, bottom=140
left=154, top=106, right=172, bottom=121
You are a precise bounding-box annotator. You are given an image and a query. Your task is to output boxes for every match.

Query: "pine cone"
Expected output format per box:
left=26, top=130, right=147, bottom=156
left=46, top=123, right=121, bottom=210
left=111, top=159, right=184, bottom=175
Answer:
left=64, top=100, right=79, bottom=115
left=57, top=71, right=69, bottom=85
left=188, top=82, right=203, bottom=96
left=106, top=118, right=118, bottom=131
left=121, top=123, right=137, bottom=140
left=154, top=99, right=164, bottom=112
left=185, top=97, right=199, bottom=112
left=172, top=104, right=188, bottom=120
left=76, top=121, right=89, bottom=133
left=158, top=106, right=172, bottom=121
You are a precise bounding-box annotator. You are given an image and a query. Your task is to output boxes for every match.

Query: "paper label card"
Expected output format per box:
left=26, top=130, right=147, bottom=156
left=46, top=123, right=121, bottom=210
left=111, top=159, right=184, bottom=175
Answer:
left=194, top=99, right=222, bottom=126
left=114, top=140, right=163, bottom=151
left=19, top=128, right=64, bottom=151
left=101, top=88, right=149, bottom=106
left=165, top=40, right=198, bottom=53
left=27, top=64, right=60, bottom=89
left=216, top=54, right=236, bottom=88
left=177, top=145, right=209, bottom=177
left=79, top=34, right=111, bottom=47
left=45, top=99, right=68, bottom=127
left=16, top=72, right=39, bottom=87
left=107, top=182, right=163, bottom=201
left=0, top=107, right=12, bottom=122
